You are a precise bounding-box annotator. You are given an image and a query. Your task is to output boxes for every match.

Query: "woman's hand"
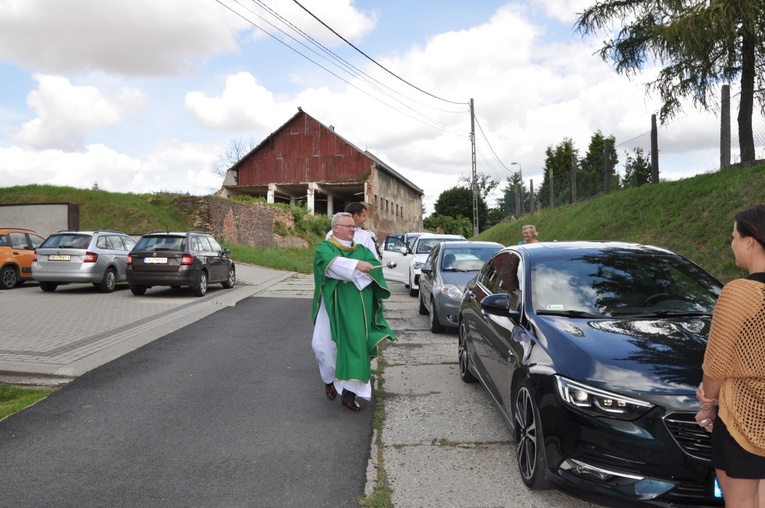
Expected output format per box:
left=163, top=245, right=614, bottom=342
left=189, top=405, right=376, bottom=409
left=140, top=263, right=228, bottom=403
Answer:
left=695, top=407, right=716, bottom=433
left=696, top=382, right=718, bottom=409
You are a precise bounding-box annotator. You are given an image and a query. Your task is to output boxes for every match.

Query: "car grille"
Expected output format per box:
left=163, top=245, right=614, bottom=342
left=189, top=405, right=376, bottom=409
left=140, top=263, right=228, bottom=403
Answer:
left=663, top=411, right=711, bottom=461
left=663, top=479, right=723, bottom=506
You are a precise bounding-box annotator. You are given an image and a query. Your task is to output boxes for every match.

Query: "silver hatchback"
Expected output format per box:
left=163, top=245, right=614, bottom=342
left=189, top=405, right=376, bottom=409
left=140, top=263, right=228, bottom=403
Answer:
left=32, top=231, right=137, bottom=293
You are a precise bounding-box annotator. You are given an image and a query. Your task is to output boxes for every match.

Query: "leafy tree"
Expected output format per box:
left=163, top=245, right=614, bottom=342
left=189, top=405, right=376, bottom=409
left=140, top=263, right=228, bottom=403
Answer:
left=622, top=148, right=653, bottom=188
left=423, top=214, right=473, bottom=238
left=458, top=172, right=499, bottom=201
left=211, top=137, right=258, bottom=177
left=576, top=0, right=765, bottom=164
left=538, top=138, right=579, bottom=209
left=433, top=186, right=489, bottom=232
left=579, top=131, right=620, bottom=200
left=502, top=172, right=529, bottom=217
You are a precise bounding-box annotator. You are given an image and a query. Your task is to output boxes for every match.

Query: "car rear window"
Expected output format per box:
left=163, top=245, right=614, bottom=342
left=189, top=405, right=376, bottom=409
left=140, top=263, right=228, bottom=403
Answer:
left=135, top=236, right=185, bottom=251
left=40, top=234, right=92, bottom=249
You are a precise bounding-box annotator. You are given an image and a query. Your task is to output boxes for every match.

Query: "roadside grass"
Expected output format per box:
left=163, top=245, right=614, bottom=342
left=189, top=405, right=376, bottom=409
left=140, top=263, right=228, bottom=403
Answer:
left=359, top=354, right=392, bottom=508
left=0, top=384, right=53, bottom=421
left=223, top=243, right=314, bottom=274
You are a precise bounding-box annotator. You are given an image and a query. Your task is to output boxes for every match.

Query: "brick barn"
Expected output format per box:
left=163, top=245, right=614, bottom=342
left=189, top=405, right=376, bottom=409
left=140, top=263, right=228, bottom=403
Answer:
left=219, top=108, right=423, bottom=238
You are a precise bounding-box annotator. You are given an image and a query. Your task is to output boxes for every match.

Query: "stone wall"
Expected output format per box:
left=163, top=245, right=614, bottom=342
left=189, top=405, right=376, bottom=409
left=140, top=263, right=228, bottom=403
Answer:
left=173, top=196, right=309, bottom=249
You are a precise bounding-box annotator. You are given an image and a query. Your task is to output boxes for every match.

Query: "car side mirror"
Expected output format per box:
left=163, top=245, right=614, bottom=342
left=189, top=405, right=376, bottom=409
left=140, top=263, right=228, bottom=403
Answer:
left=223, top=248, right=231, bottom=255
left=480, top=293, right=520, bottom=319
left=399, top=246, right=408, bottom=255
left=421, top=265, right=432, bottom=275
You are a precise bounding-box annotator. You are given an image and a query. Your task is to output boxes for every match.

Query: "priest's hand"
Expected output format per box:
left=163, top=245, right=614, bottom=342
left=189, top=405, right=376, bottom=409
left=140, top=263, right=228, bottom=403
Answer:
left=356, top=261, right=373, bottom=273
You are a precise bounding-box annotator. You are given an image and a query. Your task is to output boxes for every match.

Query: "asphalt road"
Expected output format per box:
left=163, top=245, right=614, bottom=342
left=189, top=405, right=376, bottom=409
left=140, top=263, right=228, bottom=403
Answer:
left=0, top=297, right=371, bottom=508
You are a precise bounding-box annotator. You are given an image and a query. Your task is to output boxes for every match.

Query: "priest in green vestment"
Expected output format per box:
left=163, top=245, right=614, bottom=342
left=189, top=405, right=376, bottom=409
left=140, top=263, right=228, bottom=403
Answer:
left=311, top=212, right=396, bottom=411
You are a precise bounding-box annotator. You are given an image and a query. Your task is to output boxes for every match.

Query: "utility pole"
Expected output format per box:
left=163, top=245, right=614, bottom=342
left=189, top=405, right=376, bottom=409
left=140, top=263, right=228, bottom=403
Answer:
left=470, top=98, right=478, bottom=236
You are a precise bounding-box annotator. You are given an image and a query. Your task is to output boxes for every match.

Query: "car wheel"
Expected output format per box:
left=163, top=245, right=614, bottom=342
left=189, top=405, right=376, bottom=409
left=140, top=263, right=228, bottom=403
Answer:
left=98, top=268, right=117, bottom=293
left=130, top=285, right=147, bottom=296
left=458, top=321, right=477, bottom=383
left=1, top=266, right=18, bottom=289
left=408, top=271, right=418, bottom=297
left=418, top=291, right=428, bottom=315
left=514, top=379, right=551, bottom=490
left=222, top=265, right=236, bottom=289
left=193, top=270, right=208, bottom=297
left=429, top=298, right=445, bottom=333
left=39, top=281, right=58, bottom=292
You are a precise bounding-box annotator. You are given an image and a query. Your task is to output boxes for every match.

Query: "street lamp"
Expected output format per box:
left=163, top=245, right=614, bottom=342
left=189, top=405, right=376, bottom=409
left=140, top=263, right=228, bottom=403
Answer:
left=511, top=162, right=523, bottom=214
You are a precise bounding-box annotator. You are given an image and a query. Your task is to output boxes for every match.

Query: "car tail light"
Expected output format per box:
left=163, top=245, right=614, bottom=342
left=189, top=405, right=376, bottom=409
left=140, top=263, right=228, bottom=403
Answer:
left=181, top=254, right=194, bottom=265
left=84, top=252, right=98, bottom=263
left=126, top=254, right=133, bottom=265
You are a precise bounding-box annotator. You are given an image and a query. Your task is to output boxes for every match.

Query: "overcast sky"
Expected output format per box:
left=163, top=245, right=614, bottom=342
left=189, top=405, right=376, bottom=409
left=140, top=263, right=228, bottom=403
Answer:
left=0, top=0, right=725, bottom=214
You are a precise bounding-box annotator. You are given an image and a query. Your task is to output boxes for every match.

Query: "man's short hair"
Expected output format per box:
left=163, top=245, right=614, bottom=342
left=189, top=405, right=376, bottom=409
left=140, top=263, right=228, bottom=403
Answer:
left=332, top=212, right=353, bottom=227
left=345, top=202, right=367, bottom=217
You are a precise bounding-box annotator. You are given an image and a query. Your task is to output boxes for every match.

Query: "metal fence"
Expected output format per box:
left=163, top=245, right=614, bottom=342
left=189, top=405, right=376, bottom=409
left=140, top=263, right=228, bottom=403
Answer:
left=614, top=89, right=765, bottom=180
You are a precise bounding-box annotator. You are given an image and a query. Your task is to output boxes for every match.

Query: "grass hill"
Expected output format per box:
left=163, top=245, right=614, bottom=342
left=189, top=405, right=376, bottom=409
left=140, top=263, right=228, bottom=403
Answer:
left=3, top=163, right=765, bottom=282
left=475, top=163, right=765, bottom=283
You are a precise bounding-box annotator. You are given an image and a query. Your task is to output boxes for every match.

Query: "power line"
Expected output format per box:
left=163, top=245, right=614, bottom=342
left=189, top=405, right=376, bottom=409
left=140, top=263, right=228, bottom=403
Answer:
left=216, top=0, right=464, bottom=135
left=252, top=0, right=464, bottom=116
left=291, top=0, right=466, bottom=106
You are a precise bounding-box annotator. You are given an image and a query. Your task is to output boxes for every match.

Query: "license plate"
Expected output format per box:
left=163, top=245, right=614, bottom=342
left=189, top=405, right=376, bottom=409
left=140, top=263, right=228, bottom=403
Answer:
left=144, top=257, right=167, bottom=264
left=48, top=254, right=71, bottom=261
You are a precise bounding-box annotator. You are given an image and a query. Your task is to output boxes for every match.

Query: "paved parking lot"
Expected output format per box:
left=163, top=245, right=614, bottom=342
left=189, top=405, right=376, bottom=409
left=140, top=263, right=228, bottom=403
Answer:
left=0, top=263, right=306, bottom=383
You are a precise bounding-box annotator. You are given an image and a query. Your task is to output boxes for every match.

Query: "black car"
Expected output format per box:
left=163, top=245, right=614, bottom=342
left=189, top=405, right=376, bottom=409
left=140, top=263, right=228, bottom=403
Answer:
left=126, top=231, right=235, bottom=297
left=458, top=241, right=724, bottom=507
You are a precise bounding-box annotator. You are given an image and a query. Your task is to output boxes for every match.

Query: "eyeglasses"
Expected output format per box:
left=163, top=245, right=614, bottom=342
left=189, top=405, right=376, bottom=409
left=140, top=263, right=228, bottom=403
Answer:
left=335, top=224, right=356, bottom=229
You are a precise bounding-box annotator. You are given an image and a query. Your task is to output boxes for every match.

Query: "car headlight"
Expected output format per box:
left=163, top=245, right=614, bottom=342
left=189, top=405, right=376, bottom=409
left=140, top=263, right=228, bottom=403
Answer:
left=555, top=376, right=654, bottom=421
left=439, top=284, right=463, bottom=300
left=413, top=261, right=424, bottom=270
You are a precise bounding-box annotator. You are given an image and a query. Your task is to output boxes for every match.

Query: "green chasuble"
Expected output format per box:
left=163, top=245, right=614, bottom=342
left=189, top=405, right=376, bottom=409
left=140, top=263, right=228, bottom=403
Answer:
left=312, top=237, right=396, bottom=383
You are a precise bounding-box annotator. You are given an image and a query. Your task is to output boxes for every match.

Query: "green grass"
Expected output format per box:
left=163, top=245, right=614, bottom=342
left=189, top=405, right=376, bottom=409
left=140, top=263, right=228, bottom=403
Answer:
left=0, top=184, right=192, bottom=235
left=476, top=163, right=765, bottom=283
left=223, top=243, right=315, bottom=274
left=0, top=384, right=53, bottom=421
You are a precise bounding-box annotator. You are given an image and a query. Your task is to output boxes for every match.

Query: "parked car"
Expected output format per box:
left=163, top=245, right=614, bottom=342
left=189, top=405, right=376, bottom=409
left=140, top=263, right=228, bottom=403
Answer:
left=0, top=227, right=45, bottom=289
left=126, top=231, right=235, bottom=297
left=418, top=241, right=503, bottom=332
left=382, top=231, right=431, bottom=254
left=32, top=230, right=136, bottom=293
left=458, top=241, right=725, bottom=507
left=381, top=233, right=465, bottom=296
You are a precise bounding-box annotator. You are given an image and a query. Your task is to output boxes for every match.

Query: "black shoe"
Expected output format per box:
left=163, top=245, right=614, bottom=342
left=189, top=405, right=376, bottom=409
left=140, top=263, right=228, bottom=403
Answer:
left=325, top=383, right=337, bottom=400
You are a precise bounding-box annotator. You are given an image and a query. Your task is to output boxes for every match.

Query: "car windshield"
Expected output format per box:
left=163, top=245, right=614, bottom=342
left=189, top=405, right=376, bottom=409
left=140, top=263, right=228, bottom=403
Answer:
left=531, top=250, right=723, bottom=317
left=442, top=247, right=499, bottom=272
left=40, top=234, right=92, bottom=249
left=135, top=236, right=185, bottom=251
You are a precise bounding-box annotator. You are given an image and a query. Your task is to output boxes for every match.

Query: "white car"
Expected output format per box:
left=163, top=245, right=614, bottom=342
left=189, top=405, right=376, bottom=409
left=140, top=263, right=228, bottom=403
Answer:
left=381, top=233, right=465, bottom=296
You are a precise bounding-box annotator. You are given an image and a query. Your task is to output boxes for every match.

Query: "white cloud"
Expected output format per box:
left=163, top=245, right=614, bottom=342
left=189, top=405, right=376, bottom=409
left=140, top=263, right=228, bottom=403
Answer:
left=0, top=142, right=222, bottom=195
left=185, top=72, right=296, bottom=132
left=0, top=0, right=379, bottom=77
left=12, top=74, right=145, bottom=151
left=0, top=0, right=246, bottom=75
